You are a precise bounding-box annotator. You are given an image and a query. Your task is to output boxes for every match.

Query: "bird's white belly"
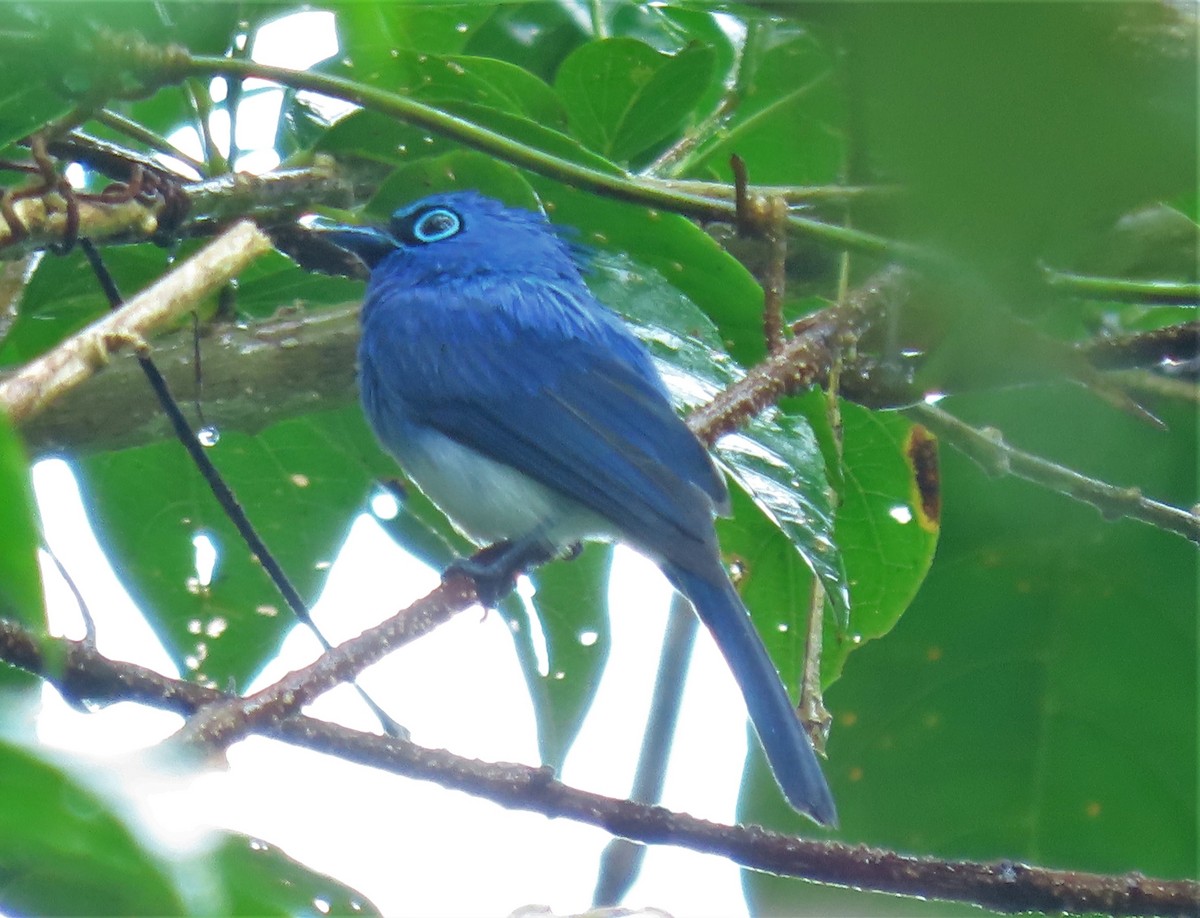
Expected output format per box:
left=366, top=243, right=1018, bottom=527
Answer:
left=394, top=426, right=614, bottom=548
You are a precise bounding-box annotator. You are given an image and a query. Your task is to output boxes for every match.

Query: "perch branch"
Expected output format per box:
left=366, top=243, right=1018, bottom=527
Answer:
left=175, top=574, right=478, bottom=748
left=0, top=616, right=1193, bottom=917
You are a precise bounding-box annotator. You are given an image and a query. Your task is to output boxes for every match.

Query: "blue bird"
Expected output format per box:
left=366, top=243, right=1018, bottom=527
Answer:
left=322, top=191, right=837, bottom=826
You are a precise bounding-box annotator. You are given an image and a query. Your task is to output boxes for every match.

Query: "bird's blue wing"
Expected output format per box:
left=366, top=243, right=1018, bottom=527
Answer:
left=360, top=278, right=727, bottom=573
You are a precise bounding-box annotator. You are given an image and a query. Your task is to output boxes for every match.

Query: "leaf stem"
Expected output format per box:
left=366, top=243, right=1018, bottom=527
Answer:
left=93, top=109, right=206, bottom=174
left=1043, top=267, right=1199, bottom=305
left=134, top=52, right=913, bottom=260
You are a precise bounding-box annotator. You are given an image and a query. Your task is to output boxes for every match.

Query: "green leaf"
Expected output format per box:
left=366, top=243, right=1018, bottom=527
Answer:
left=0, top=83, right=71, bottom=151
left=215, top=835, right=380, bottom=916
left=365, top=152, right=537, bottom=219
left=463, top=2, right=587, bottom=83
left=514, top=544, right=613, bottom=771
left=0, top=736, right=380, bottom=916
left=74, top=406, right=392, bottom=689
left=0, top=416, right=45, bottom=632
left=326, top=37, right=565, bottom=127
left=0, top=739, right=185, bottom=915
left=586, top=255, right=849, bottom=630
left=336, top=2, right=495, bottom=57
left=233, top=251, right=361, bottom=318
left=681, top=24, right=845, bottom=185
left=748, top=387, right=1197, bottom=909
left=528, top=181, right=767, bottom=365
left=555, top=38, right=716, bottom=163
left=0, top=246, right=171, bottom=369
left=822, top=403, right=939, bottom=682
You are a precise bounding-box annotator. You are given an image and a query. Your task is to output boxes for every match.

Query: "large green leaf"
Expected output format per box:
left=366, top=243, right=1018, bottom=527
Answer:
left=529, top=180, right=768, bottom=364
left=820, top=402, right=940, bottom=682
left=746, top=385, right=1196, bottom=910
left=517, top=543, right=614, bottom=771
left=554, top=38, right=716, bottom=164
left=335, top=2, right=496, bottom=58
left=74, top=406, right=392, bottom=689
left=0, top=735, right=378, bottom=916
left=586, top=256, right=849, bottom=634
left=0, top=246, right=171, bottom=369
left=678, top=21, right=845, bottom=185
left=462, top=2, right=587, bottom=83
left=326, top=30, right=566, bottom=128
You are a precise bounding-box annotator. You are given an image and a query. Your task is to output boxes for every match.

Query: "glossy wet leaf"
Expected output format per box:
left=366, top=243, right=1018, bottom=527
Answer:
left=336, top=2, right=495, bottom=57
left=746, top=386, right=1197, bottom=910
left=530, top=180, right=767, bottom=364
left=586, top=256, right=849, bottom=629
left=215, top=835, right=381, bottom=916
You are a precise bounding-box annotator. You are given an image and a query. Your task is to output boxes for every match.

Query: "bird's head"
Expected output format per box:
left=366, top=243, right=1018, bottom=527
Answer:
left=315, top=191, right=581, bottom=280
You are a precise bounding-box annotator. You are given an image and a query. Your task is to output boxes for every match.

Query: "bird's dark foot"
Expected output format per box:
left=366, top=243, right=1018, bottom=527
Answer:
left=444, top=538, right=557, bottom=608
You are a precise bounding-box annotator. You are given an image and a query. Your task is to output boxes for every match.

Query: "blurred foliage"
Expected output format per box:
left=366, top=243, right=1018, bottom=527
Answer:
left=0, top=733, right=378, bottom=916
left=0, top=1, right=1194, bottom=915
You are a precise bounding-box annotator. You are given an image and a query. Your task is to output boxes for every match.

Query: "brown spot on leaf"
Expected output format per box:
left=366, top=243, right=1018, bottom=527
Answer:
left=906, top=424, right=941, bottom=531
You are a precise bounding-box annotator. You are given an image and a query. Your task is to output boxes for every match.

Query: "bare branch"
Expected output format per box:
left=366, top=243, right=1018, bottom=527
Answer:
left=0, top=615, right=1194, bottom=917
left=175, top=575, right=478, bottom=748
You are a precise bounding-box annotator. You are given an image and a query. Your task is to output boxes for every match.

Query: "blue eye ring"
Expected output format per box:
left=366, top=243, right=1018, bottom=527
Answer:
left=409, top=207, right=462, bottom=243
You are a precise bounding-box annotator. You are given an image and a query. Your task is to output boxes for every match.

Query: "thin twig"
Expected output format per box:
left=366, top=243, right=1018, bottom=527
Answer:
left=688, top=266, right=907, bottom=443
left=763, top=195, right=788, bottom=354
left=636, top=177, right=894, bottom=205
left=1105, top=369, right=1200, bottom=404
left=0, top=616, right=1194, bottom=917
left=1079, top=321, right=1199, bottom=371
left=909, top=403, right=1200, bottom=544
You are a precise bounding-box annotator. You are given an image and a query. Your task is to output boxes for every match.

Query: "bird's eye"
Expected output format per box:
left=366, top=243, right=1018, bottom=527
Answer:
left=411, top=207, right=462, bottom=243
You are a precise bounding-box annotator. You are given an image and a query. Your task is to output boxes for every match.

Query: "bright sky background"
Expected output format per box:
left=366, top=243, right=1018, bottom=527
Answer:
left=30, top=10, right=762, bottom=916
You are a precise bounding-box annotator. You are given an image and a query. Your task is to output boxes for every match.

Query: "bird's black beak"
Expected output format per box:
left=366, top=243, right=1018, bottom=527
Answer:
left=310, top=219, right=402, bottom=271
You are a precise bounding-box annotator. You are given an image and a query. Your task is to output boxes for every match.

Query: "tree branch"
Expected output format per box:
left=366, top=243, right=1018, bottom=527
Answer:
left=12, top=302, right=362, bottom=454
left=0, top=220, right=271, bottom=424
left=0, top=615, right=1194, bottom=917
left=106, top=38, right=911, bottom=263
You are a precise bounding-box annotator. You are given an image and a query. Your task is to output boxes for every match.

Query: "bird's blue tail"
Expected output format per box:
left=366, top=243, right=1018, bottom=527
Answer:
left=664, top=563, right=838, bottom=826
